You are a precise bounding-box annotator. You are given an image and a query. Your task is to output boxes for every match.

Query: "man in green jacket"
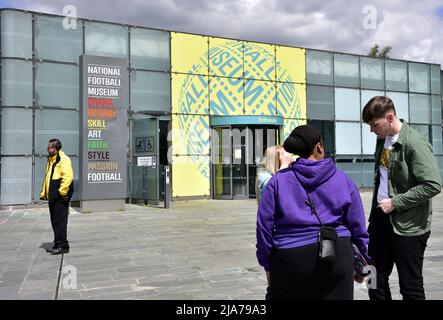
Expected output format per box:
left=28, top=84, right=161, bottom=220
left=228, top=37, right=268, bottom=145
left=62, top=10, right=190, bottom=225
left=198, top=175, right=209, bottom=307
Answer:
left=363, top=96, right=441, bottom=300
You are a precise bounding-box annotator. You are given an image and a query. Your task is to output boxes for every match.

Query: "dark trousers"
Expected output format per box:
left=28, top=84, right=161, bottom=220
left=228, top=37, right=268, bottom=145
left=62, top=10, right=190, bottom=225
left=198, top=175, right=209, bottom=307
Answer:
left=49, top=200, right=70, bottom=249
left=270, top=237, right=354, bottom=300
left=368, top=207, right=430, bottom=300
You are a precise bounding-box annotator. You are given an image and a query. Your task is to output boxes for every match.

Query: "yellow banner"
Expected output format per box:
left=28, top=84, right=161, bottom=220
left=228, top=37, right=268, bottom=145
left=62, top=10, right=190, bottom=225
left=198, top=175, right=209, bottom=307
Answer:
left=171, top=114, right=210, bottom=155
left=171, top=33, right=307, bottom=197
left=172, top=155, right=210, bottom=197
left=277, top=83, right=306, bottom=119
left=172, top=73, right=209, bottom=115
left=171, top=32, right=208, bottom=75
left=276, top=45, right=306, bottom=83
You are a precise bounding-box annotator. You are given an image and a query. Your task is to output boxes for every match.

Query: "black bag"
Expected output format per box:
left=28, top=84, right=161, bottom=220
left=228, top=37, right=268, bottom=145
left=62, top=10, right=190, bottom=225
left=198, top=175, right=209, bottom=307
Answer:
left=318, top=226, right=338, bottom=263
left=295, top=172, right=338, bottom=263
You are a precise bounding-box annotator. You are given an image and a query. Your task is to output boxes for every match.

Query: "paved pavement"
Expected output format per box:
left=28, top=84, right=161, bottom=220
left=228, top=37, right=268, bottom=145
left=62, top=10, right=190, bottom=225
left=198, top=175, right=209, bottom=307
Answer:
left=1, top=191, right=443, bottom=300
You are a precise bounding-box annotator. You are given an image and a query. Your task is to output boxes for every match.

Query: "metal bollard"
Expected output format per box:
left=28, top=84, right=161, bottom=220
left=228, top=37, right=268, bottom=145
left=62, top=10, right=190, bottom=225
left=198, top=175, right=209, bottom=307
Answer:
left=164, top=165, right=170, bottom=209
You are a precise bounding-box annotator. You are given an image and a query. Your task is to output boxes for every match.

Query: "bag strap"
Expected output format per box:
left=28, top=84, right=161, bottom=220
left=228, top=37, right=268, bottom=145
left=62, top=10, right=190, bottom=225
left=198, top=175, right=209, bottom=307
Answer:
left=292, top=170, right=323, bottom=227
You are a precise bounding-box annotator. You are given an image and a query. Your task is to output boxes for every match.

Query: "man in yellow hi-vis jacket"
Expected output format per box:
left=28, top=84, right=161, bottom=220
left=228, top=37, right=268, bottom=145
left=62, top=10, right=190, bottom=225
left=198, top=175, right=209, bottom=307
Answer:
left=40, top=139, right=74, bottom=255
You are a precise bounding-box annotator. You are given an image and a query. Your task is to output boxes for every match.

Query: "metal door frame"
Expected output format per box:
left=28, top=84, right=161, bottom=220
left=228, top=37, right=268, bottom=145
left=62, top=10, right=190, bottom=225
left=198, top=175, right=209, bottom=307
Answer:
left=211, top=124, right=280, bottom=200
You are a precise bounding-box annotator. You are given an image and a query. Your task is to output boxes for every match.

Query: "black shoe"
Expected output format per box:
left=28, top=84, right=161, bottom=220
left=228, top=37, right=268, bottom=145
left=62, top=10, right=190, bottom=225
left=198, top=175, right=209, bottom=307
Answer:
left=49, top=247, right=69, bottom=255
left=46, top=246, right=55, bottom=253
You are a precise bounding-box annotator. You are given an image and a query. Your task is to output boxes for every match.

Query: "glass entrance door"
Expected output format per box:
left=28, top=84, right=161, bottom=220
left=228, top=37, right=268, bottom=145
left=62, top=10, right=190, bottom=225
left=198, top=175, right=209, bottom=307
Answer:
left=212, top=125, right=279, bottom=199
left=129, top=115, right=170, bottom=204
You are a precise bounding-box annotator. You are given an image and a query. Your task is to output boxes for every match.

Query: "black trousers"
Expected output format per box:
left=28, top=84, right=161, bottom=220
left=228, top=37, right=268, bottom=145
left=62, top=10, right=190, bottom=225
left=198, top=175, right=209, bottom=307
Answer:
left=49, top=200, right=70, bottom=249
left=270, top=237, right=354, bottom=300
left=368, top=207, right=430, bottom=300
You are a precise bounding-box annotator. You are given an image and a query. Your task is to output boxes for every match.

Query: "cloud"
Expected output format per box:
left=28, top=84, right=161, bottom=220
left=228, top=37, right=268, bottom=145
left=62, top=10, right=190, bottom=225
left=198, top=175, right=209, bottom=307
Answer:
left=3, top=0, right=443, bottom=66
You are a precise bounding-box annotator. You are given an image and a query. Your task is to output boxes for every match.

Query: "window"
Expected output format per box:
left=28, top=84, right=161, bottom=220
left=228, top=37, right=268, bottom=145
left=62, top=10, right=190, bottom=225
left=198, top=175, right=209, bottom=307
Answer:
left=409, top=93, right=430, bottom=123
left=1, top=108, right=33, bottom=155
left=35, top=15, right=83, bottom=63
left=409, top=62, right=430, bottom=93
left=1, top=10, right=32, bottom=58
left=1, top=59, right=33, bottom=106
left=131, top=70, right=170, bottom=113
left=334, top=54, right=359, bottom=87
left=35, top=109, right=79, bottom=155
left=307, top=85, right=333, bottom=120
left=385, top=60, right=407, bottom=91
left=0, top=157, right=32, bottom=205
left=35, top=63, right=79, bottom=109
left=85, top=22, right=128, bottom=59
left=432, top=125, right=443, bottom=154
left=306, top=50, right=333, bottom=85
left=362, top=123, right=376, bottom=155
left=130, top=28, right=170, bottom=71
left=335, top=122, right=361, bottom=154
left=431, top=95, right=442, bottom=125
left=360, top=57, right=384, bottom=90
left=431, top=65, right=441, bottom=95
left=335, top=88, right=360, bottom=121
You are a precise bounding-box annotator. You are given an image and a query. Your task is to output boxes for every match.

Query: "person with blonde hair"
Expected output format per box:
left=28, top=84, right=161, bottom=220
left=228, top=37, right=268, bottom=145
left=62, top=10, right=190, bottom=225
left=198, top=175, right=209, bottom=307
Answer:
left=256, top=145, right=293, bottom=204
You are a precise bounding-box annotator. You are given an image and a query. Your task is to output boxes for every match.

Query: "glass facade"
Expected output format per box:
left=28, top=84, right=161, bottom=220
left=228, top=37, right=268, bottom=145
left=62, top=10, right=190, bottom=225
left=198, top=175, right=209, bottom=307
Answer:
left=306, top=48, right=442, bottom=188
left=0, top=8, right=442, bottom=204
left=0, top=9, right=171, bottom=205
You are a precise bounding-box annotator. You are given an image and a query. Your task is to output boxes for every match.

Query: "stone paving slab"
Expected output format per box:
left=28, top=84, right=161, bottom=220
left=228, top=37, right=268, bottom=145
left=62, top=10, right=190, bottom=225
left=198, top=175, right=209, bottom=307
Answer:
left=0, top=191, right=442, bottom=300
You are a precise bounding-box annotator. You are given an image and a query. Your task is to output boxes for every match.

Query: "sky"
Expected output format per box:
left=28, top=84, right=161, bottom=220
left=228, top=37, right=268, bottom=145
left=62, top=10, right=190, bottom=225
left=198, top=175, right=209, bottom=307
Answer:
left=1, top=0, right=442, bottom=67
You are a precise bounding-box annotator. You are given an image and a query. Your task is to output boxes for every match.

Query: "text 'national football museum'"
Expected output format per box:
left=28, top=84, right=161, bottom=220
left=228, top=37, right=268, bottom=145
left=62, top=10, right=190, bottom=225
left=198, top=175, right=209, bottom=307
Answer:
left=0, top=8, right=442, bottom=208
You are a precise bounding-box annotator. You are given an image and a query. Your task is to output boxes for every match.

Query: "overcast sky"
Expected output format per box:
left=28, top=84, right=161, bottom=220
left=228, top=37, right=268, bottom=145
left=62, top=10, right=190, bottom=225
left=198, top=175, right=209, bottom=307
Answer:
left=1, top=0, right=443, bottom=66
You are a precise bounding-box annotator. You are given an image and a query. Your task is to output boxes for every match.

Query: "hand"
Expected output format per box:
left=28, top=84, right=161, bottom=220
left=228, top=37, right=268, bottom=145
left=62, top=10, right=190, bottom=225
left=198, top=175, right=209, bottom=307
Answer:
left=354, top=274, right=365, bottom=283
left=379, top=198, right=395, bottom=214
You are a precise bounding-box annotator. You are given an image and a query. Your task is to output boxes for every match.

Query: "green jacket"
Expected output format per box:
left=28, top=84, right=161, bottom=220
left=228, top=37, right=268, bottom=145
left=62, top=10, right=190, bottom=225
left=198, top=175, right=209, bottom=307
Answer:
left=371, top=120, right=441, bottom=236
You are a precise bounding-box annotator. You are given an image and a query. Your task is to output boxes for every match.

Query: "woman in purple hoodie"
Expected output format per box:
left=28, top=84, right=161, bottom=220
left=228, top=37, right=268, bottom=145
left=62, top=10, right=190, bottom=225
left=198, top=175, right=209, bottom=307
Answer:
left=256, top=125, right=369, bottom=300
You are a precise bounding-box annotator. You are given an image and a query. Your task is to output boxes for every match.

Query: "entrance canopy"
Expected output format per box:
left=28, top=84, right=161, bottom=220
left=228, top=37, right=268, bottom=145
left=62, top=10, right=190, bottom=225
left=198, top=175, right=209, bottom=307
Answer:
left=210, top=115, right=284, bottom=127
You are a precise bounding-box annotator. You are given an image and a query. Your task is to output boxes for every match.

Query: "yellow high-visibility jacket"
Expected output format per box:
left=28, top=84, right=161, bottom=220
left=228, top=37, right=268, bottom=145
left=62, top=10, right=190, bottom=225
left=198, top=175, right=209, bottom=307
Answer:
left=40, top=149, right=74, bottom=202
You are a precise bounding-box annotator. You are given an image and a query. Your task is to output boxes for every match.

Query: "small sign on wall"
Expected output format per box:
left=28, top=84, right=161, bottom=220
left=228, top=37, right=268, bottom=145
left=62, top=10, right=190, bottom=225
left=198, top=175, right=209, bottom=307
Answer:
left=137, top=156, right=157, bottom=167
left=135, top=136, right=154, bottom=153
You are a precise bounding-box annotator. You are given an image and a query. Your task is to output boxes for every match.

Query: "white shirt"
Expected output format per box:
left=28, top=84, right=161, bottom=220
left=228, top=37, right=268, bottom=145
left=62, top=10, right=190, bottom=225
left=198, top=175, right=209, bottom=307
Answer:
left=377, top=133, right=399, bottom=204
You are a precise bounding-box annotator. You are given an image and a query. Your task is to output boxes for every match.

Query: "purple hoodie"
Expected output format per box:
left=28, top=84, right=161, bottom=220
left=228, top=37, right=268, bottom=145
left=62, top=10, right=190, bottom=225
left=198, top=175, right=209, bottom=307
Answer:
left=256, top=157, right=369, bottom=272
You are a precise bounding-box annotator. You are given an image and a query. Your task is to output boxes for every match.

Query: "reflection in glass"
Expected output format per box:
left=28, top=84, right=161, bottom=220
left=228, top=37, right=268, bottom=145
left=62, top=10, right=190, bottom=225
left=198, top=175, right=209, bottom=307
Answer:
left=334, top=54, right=359, bottom=87
left=35, top=63, right=79, bottom=108
left=131, top=70, right=170, bottom=113
left=335, top=88, right=360, bottom=121
left=1, top=108, right=33, bottom=155
left=85, top=22, right=128, bottom=59
left=130, top=28, right=169, bottom=71
left=409, top=62, right=430, bottom=93
left=35, top=15, right=83, bottom=62
left=2, top=59, right=33, bottom=106
left=306, top=50, right=333, bottom=85
left=307, top=85, right=334, bottom=120
left=0, top=157, right=32, bottom=205
left=360, top=57, right=384, bottom=90
left=1, top=10, right=32, bottom=58
left=335, top=122, right=361, bottom=155
left=385, top=60, right=407, bottom=91
left=410, top=93, right=430, bottom=123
